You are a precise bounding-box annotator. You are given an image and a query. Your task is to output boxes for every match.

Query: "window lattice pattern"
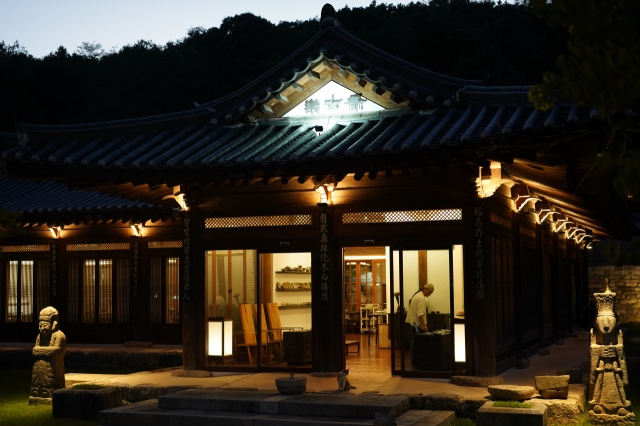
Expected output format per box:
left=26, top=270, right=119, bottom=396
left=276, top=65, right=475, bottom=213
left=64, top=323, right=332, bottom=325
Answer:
left=67, top=243, right=130, bottom=251
left=205, top=215, right=312, bottom=228
left=344, top=247, right=386, bottom=256
left=342, top=209, right=462, bottom=224
left=1, top=245, right=50, bottom=253
left=148, top=241, right=183, bottom=249
left=491, top=212, right=512, bottom=229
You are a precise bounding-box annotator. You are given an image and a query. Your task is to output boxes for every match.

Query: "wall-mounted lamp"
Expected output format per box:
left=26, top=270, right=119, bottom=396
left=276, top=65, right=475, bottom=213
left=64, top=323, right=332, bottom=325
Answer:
left=48, top=226, right=61, bottom=239
left=131, top=223, right=143, bottom=237
left=162, top=186, right=189, bottom=211
left=315, top=181, right=337, bottom=204
left=475, top=161, right=514, bottom=198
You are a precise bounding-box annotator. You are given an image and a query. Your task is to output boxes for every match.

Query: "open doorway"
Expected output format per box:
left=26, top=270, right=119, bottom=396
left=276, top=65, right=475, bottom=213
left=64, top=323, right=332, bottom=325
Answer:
left=343, top=245, right=466, bottom=377
left=344, top=247, right=391, bottom=375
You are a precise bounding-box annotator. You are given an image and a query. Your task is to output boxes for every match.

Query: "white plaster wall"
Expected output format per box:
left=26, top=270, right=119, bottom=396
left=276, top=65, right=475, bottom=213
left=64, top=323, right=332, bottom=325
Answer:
left=426, top=250, right=450, bottom=314
left=453, top=245, right=464, bottom=315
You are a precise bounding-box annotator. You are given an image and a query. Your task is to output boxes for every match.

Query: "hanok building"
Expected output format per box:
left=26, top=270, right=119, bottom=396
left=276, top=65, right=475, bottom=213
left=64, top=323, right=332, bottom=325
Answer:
left=0, top=5, right=634, bottom=377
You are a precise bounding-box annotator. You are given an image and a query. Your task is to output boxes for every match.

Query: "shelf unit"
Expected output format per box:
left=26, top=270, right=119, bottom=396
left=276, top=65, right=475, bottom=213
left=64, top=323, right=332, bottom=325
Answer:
left=279, top=305, right=312, bottom=310
left=276, top=288, right=311, bottom=292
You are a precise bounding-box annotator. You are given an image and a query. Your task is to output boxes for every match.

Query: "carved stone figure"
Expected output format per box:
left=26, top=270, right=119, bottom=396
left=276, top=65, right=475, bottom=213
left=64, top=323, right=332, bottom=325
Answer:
left=29, top=306, right=66, bottom=405
left=588, top=281, right=635, bottom=425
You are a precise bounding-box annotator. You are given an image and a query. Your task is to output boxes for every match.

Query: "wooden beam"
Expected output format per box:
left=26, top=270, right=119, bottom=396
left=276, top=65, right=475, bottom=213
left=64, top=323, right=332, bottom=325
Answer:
left=275, top=93, right=289, bottom=103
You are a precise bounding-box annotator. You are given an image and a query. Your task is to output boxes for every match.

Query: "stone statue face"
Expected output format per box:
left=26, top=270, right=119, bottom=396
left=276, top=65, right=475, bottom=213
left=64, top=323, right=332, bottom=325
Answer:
left=596, top=314, right=616, bottom=335
left=39, top=320, right=53, bottom=338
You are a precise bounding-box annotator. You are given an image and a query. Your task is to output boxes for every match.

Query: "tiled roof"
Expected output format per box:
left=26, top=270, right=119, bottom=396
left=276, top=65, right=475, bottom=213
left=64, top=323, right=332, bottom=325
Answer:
left=0, top=131, right=170, bottom=225
left=3, top=105, right=599, bottom=172
left=0, top=174, right=162, bottom=214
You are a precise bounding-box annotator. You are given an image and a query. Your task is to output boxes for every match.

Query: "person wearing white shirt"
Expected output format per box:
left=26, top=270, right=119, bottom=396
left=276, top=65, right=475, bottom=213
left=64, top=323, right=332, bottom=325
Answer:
left=405, top=283, right=434, bottom=368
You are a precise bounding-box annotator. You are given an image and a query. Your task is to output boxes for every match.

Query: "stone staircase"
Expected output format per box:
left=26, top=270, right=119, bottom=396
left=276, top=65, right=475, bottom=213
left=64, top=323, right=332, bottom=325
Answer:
left=99, top=389, right=455, bottom=426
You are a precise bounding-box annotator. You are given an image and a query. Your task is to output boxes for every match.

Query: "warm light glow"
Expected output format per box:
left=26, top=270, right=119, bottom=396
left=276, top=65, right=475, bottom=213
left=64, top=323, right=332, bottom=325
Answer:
left=315, top=182, right=337, bottom=204
left=475, top=161, right=514, bottom=198
left=316, top=186, right=329, bottom=204
left=454, top=323, right=466, bottom=362
left=207, top=317, right=233, bottom=357
left=48, top=227, right=61, bottom=239
left=131, top=224, right=142, bottom=237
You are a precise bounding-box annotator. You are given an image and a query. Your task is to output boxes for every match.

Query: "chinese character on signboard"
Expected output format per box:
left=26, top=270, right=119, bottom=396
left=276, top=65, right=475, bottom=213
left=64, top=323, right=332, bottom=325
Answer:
left=324, top=94, right=342, bottom=112
left=346, top=94, right=367, bottom=112
left=305, top=99, right=320, bottom=115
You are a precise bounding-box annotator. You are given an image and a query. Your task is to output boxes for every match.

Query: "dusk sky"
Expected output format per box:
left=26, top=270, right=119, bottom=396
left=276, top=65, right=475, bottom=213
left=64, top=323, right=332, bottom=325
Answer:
left=1, top=0, right=417, bottom=58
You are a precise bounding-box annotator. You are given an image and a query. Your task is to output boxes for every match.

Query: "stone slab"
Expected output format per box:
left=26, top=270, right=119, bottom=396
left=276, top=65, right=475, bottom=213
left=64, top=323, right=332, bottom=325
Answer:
left=396, top=410, right=454, bottom=426
left=158, top=389, right=279, bottom=412
left=421, top=393, right=462, bottom=414
left=170, top=370, right=212, bottom=378
left=450, top=376, right=503, bottom=387
left=476, top=401, right=547, bottom=426
left=126, top=383, right=159, bottom=402
left=488, top=385, right=536, bottom=401
left=530, top=397, right=581, bottom=426
left=460, top=398, right=489, bottom=418
left=53, top=386, right=123, bottom=420
left=276, top=393, right=410, bottom=419
left=100, top=400, right=453, bottom=426
left=534, top=376, right=569, bottom=399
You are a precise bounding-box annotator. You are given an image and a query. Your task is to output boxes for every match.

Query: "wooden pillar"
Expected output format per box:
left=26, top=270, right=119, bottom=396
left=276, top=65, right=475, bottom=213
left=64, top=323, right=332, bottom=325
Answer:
left=536, top=223, right=545, bottom=347
left=181, top=192, right=201, bottom=370
left=471, top=200, right=496, bottom=376
left=567, top=240, right=576, bottom=333
left=50, top=239, right=60, bottom=308
left=131, top=235, right=141, bottom=341
left=311, top=203, right=343, bottom=372
left=552, top=233, right=561, bottom=340
left=512, top=212, right=523, bottom=360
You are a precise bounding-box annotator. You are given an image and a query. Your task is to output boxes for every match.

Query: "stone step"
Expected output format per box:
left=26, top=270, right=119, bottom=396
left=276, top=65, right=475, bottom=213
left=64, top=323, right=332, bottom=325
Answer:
left=99, top=400, right=455, bottom=426
left=158, top=389, right=411, bottom=419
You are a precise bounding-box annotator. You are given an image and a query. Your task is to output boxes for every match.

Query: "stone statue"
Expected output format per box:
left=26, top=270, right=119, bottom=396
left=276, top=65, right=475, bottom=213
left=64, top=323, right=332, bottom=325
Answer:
left=29, top=306, right=66, bottom=404
left=588, top=281, right=636, bottom=425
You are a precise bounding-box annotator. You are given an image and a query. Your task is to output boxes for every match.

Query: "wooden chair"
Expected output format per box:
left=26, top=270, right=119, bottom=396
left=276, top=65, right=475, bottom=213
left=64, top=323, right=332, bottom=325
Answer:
left=265, top=302, right=302, bottom=360
left=257, top=304, right=282, bottom=363
left=236, top=303, right=266, bottom=365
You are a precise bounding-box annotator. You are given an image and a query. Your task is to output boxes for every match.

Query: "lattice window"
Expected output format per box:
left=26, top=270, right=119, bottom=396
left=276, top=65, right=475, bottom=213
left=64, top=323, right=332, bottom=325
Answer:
left=490, top=212, right=512, bottom=229
left=1, top=245, right=50, bottom=253
left=148, top=241, right=183, bottom=249
left=344, top=247, right=386, bottom=256
left=67, top=243, right=130, bottom=251
left=342, top=209, right=462, bottom=224
left=205, top=215, right=312, bottom=228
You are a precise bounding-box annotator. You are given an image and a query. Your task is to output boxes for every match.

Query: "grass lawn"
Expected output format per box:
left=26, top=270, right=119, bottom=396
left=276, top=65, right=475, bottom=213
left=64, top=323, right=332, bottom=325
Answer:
left=0, top=367, right=134, bottom=426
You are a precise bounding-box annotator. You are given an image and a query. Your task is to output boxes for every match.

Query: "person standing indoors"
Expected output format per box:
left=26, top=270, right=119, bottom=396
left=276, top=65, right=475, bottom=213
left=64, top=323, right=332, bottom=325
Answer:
left=406, top=283, right=434, bottom=368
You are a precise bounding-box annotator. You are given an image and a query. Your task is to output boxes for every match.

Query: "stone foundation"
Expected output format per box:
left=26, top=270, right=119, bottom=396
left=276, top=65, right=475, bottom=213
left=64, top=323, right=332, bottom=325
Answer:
left=0, top=348, right=182, bottom=370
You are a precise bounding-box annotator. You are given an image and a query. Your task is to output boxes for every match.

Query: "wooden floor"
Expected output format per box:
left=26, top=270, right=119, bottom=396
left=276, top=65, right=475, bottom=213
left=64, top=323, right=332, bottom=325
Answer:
left=227, top=331, right=394, bottom=372
left=345, top=332, right=392, bottom=376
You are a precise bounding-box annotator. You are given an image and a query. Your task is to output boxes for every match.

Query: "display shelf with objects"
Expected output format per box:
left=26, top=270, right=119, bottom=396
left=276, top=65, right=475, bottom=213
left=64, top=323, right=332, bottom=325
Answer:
left=276, top=289, right=311, bottom=292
